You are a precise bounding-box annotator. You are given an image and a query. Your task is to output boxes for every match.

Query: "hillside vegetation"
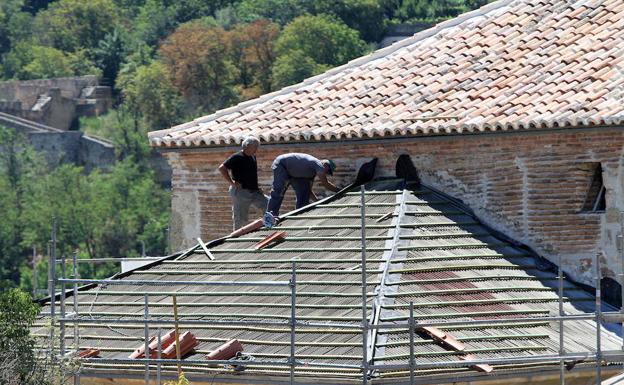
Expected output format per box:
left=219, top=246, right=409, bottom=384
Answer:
left=0, top=0, right=490, bottom=291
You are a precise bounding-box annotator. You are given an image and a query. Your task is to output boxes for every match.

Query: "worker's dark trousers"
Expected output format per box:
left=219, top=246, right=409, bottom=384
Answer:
left=267, top=162, right=312, bottom=216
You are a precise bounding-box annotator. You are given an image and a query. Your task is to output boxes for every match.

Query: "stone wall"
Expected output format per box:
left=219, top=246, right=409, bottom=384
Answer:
left=161, top=127, right=624, bottom=287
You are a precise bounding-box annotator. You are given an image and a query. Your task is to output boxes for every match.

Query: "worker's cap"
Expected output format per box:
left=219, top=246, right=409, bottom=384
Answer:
left=322, top=159, right=336, bottom=175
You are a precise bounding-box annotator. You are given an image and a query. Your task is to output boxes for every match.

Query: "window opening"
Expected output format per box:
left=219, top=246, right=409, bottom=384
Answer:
left=581, top=163, right=606, bottom=213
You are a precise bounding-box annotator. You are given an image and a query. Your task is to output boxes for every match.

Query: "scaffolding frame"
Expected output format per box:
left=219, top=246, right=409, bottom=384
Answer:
left=41, top=187, right=624, bottom=385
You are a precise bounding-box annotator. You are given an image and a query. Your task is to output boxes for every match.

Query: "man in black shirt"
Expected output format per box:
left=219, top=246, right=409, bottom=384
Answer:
left=218, top=136, right=268, bottom=230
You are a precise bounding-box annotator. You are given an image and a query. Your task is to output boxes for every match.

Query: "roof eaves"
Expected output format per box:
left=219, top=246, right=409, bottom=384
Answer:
left=148, top=0, right=516, bottom=148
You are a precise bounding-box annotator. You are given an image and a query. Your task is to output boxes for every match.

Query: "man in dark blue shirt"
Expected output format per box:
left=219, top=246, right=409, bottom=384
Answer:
left=264, top=153, right=338, bottom=226
left=218, top=136, right=268, bottom=230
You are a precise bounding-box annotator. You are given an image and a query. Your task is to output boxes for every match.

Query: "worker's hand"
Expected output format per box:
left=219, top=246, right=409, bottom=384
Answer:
left=231, top=181, right=242, bottom=190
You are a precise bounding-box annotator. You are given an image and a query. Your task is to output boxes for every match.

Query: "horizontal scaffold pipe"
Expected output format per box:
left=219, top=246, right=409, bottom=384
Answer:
left=165, top=258, right=385, bottom=264
left=76, top=357, right=363, bottom=370
left=56, top=301, right=373, bottom=310
left=224, top=236, right=393, bottom=242
left=53, top=311, right=364, bottom=321
left=133, top=269, right=383, bottom=275
left=35, top=322, right=362, bottom=334
left=57, top=317, right=362, bottom=329
left=65, top=291, right=376, bottom=298
left=380, top=309, right=550, bottom=321
left=207, top=247, right=389, bottom=253
left=57, top=278, right=290, bottom=286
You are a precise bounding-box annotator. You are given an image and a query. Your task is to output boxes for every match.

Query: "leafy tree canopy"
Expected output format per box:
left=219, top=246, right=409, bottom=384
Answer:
left=159, top=20, right=239, bottom=114
left=3, top=43, right=100, bottom=80
left=276, top=14, right=369, bottom=67
left=33, top=0, right=122, bottom=53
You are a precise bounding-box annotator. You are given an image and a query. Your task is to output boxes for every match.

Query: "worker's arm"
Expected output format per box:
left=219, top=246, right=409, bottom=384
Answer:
left=218, top=163, right=241, bottom=189
left=317, top=172, right=339, bottom=192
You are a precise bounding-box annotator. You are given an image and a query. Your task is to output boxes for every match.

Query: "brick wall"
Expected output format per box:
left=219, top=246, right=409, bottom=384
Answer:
left=162, top=127, right=624, bottom=285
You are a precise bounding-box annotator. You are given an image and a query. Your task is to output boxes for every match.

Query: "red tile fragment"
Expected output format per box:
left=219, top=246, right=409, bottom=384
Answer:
left=461, top=353, right=494, bottom=373
left=129, top=329, right=198, bottom=359
left=161, top=331, right=199, bottom=359
left=254, top=231, right=286, bottom=250
left=417, top=326, right=466, bottom=351
left=78, top=348, right=100, bottom=358
left=205, top=339, right=244, bottom=361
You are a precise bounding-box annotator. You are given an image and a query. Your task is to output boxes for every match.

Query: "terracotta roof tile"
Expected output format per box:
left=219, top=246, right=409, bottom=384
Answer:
left=149, top=0, right=624, bottom=148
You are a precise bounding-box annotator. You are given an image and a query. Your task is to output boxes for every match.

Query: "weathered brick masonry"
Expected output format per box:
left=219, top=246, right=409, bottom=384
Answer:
left=163, top=127, right=624, bottom=286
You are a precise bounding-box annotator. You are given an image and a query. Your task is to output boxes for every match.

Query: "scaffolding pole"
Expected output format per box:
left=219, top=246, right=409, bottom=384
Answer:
left=144, top=294, right=150, bottom=385
left=558, top=255, right=565, bottom=385
left=409, top=302, right=415, bottom=385
left=360, top=185, right=369, bottom=385
left=290, top=259, right=297, bottom=385
left=595, top=253, right=602, bottom=384
left=48, top=218, right=57, bottom=362
left=72, top=251, right=80, bottom=385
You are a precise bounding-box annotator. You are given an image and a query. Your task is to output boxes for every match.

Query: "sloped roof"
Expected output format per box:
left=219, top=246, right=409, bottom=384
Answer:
left=149, top=0, right=624, bottom=149
left=35, top=180, right=621, bottom=383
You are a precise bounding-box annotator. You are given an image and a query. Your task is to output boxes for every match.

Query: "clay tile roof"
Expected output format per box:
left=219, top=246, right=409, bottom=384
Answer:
left=149, top=0, right=624, bottom=148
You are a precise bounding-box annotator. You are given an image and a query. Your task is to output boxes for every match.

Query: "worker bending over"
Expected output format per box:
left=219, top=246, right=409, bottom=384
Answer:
left=218, top=136, right=268, bottom=230
left=264, top=153, right=338, bottom=227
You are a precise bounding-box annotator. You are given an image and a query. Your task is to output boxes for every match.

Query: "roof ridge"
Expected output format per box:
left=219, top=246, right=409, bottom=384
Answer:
left=148, top=0, right=516, bottom=145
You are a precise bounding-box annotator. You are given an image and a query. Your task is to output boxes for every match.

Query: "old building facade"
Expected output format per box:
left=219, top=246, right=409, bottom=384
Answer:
left=150, top=0, right=624, bottom=288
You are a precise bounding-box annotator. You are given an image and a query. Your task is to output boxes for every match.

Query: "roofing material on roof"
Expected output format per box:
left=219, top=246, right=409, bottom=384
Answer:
left=148, top=0, right=624, bottom=149
left=34, top=179, right=623, bottom=383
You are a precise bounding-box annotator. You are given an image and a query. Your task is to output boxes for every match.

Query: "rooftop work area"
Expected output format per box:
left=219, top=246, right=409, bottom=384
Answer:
left=36, top=176, right=624, bottom=384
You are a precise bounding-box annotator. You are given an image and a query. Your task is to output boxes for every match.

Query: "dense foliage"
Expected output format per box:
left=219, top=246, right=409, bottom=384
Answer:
left=0, top=0, right=492, bottom=290
left=0, top=289, right=55, bottom=385
left=0, top=125, right=169, bottom=291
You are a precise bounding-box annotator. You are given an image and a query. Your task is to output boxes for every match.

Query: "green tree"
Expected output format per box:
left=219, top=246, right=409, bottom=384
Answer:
left=303, top=0, right=387, bottom=42
left=3, top=43, right=100, bottom=80
left=395, top=0, right=469, bottom=21
left=0, top=289, right=49, bottom=385
left=33, top=0, right=122, bottom=53
left=234, top=0, right=303, bottom=25
left=118, top=61, right=184, bottom=132
left=159, top=20, right=239, bottom=114
left=271, top=49, right=327, bottom=89
left=275, top=14, right=368, bottom=67
left=0, top=126, right=44, bottom=288
left=93, top=29, right=128, bottom=88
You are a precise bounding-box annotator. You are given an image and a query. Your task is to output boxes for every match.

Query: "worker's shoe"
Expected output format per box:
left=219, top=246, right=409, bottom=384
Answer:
left=263, top=212, right=276, bottom=228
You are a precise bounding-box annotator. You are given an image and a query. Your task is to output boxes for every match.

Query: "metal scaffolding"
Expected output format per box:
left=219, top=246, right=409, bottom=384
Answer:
left=40, top=187, right=624, bottom=385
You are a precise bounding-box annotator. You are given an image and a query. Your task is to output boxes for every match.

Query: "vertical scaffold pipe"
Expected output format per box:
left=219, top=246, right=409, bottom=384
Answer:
left=48, top=218, right=57, bottom=360
left=72, top=251, right=80, bottom=385
left=558, top=255, right=565, bottom=385
left=157, top=327, right=162, bottom=385
left=360, top=185, right=368, bottom=385
left=60, top=254, right=66, bottom=357
left=595, top=253, right=602, bottom=384
left=409, top=302, right=415, bottom=385
left=173, top=295, right=182, bottom=375
left=290, top=259, right=297, bottom=385
left=144, top=294, right=150, bottom=385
